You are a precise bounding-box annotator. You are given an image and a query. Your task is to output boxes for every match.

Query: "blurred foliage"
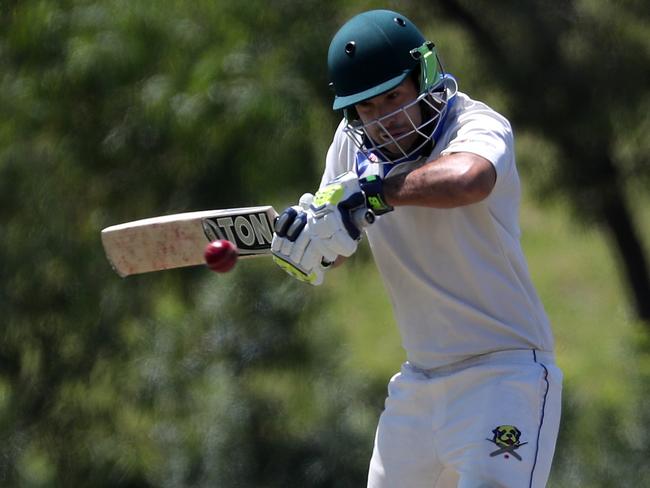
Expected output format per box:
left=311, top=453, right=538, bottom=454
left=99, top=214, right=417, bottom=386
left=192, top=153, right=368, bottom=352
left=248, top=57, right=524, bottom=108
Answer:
left=0, top=0, right=648, bottom=487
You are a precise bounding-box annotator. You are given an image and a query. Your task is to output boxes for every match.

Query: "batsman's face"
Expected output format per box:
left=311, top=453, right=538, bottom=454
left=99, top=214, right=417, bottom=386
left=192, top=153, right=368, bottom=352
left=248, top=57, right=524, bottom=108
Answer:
left=354, top=77, right=422, bottom=156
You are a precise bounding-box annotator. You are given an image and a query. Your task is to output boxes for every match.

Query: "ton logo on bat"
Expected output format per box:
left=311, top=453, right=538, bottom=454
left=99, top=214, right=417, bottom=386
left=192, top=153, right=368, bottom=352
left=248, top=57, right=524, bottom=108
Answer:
left=202, top=211, right=274, bottom=255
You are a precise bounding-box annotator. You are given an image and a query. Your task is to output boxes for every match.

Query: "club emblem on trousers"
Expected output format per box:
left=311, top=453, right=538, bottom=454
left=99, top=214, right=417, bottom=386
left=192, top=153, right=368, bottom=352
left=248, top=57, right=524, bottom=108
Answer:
left=487, top=425, right=528, bottom=461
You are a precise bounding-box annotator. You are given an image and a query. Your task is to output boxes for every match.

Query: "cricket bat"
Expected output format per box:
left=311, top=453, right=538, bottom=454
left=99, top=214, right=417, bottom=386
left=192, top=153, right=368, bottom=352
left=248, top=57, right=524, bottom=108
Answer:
left=101, top=206, right=278, bottom=277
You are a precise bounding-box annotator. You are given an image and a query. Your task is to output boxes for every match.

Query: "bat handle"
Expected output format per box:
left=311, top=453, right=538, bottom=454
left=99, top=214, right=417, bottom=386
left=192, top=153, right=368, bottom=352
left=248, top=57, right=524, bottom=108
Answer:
left=352, top=208, right=376, bottom=229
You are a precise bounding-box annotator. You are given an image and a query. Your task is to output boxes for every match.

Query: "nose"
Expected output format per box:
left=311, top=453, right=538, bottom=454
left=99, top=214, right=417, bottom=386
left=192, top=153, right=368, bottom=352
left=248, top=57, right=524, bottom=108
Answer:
left=376, top=102, right=398, bottom=121
left=376, top=108, right=403, bottom=133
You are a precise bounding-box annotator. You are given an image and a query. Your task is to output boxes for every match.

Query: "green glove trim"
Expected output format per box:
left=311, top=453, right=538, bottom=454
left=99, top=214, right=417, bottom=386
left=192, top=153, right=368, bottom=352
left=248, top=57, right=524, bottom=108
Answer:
left=273, top=256, right=320, bottom=285
left=313, top=184, right=344, bottom=208
left=359, top=175, right=393, bottom=215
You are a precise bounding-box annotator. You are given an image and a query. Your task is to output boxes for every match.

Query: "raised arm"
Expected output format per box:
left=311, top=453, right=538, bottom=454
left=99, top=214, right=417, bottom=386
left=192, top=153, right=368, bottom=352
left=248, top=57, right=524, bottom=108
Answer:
left=383, top=152, right=496, bottom=209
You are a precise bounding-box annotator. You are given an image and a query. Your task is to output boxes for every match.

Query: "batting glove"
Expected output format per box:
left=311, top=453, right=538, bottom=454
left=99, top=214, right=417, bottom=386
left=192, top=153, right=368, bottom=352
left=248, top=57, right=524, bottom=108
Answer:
left=308, top=171, right=389, bottom=257
left=271, top=194, right=332, bottom=286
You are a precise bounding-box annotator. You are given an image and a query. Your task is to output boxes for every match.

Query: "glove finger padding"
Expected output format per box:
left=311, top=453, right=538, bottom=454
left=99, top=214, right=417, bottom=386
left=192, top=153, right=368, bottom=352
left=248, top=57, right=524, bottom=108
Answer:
left=272, top=251, right=325, bottom=285
left=289, top=229, right=323, bottom=270
left=274, top=206, right=307, bottom=241
left=307, top=237, right=339, bottom=264
left=309, top=171, right=367, bottom=258
left=272, top=203, right=329, bottom=286
left=310, top=212, right=358, bottom=257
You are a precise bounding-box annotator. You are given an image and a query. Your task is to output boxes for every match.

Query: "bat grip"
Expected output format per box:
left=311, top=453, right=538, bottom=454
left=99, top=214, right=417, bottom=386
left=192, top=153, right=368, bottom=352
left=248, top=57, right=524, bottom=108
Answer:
left=352, top=208, right=376, bottom=229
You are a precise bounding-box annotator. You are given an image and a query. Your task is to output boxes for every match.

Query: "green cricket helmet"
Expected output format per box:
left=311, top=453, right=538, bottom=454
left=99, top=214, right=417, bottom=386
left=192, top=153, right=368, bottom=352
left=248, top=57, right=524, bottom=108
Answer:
left=328, top=10, right=457, bottom=165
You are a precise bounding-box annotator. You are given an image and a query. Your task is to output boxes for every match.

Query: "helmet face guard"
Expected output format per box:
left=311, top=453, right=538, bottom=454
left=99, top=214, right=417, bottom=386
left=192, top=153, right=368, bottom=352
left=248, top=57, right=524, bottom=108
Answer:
left=342, top=75, right=457, bottom=165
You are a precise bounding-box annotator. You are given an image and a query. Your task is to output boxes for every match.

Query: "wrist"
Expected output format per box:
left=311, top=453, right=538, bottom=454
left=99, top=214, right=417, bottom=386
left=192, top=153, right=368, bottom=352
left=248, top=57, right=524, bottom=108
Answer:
left=359, top=175, right=393, bottom=215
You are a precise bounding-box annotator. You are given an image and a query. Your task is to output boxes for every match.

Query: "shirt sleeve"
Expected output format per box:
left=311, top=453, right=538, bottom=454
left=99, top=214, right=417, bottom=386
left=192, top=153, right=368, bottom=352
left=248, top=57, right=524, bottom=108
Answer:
left=441, top=102, right=514, bottom=184
left=320, top=119, right=351, bottom=189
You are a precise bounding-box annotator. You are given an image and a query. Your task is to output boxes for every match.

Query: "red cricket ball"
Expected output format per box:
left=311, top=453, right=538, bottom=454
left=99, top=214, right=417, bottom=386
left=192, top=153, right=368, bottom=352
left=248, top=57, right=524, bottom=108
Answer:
left=204, top=240, right=238, bottom=273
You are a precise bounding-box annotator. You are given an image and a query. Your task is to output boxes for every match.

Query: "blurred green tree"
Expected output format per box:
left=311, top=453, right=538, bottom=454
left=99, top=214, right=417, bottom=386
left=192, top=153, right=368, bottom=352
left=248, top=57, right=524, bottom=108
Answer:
left=2, top=0, right=647, bottom=486
left=0, top=0, right=378, bottom=486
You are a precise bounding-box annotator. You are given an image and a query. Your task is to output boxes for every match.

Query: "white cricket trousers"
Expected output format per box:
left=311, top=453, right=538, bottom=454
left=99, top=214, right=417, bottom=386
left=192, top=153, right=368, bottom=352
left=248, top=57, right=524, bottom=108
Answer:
left=367, top=349, right=562, bottom=488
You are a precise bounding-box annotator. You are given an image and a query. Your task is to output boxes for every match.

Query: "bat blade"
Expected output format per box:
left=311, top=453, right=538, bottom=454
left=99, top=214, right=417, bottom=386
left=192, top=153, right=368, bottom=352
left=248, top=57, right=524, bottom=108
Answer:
left=101, top=206, right=278, bottom=277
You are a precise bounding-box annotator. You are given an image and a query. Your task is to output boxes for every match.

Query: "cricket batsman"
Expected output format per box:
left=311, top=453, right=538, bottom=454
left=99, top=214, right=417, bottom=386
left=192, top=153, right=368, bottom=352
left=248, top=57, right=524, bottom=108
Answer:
left=272, top=9, right=562, bottom=487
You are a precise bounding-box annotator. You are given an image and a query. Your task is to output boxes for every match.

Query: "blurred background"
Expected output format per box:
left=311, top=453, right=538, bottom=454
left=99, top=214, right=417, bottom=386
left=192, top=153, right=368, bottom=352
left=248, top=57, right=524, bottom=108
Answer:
left=1, top=0, right=649, bottom=486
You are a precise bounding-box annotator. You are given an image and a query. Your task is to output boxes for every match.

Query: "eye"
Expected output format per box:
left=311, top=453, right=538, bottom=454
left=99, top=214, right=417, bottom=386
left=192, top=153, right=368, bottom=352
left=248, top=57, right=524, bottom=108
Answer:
left=356, top=101, right=372, bottom=112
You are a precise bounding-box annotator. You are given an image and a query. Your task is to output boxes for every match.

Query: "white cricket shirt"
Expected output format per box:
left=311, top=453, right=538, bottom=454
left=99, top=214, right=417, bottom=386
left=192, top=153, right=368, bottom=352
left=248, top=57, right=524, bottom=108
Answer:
left=321, top=92, right=554, bottom=369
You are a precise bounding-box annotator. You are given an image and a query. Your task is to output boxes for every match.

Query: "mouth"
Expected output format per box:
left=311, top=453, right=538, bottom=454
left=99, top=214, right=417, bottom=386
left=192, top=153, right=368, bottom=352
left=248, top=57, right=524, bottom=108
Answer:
left=380, top=129, right=408, bottom=142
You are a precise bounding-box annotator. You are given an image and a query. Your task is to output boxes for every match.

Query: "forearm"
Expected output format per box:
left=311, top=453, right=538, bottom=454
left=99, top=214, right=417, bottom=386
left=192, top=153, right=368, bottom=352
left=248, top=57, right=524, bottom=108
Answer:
left=383, top=152, right=496, bottom=209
